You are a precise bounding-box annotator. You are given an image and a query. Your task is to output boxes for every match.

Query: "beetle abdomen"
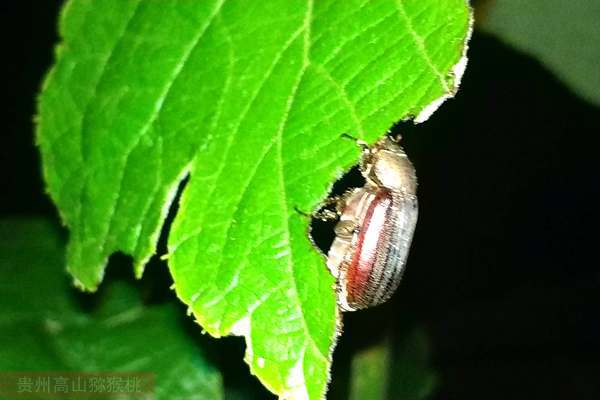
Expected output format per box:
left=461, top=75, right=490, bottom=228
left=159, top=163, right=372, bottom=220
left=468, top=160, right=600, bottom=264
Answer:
left=342, top=188, right=417, bottom=310
left=370, top=191, right=418, bottom=306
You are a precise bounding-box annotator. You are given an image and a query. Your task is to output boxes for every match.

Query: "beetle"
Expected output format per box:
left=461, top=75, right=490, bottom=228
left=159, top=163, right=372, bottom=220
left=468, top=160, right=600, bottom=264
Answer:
left=322, top=136, right=418, bottom=311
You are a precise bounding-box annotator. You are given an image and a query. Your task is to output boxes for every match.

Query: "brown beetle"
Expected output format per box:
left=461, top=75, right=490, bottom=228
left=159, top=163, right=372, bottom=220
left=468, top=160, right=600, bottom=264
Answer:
left=324, top=136, right=418, bottom=311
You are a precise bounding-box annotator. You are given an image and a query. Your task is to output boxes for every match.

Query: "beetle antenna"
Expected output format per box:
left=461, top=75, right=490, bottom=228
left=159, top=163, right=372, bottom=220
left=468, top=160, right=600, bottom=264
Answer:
left=340, top=132, right=369, bottom=152
left=293, top=206, right=311, bottom=218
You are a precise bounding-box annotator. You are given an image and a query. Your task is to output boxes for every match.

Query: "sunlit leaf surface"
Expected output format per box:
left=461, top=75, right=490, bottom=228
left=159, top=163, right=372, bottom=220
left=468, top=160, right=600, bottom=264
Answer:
left=37, top=1, right=471, bottom=397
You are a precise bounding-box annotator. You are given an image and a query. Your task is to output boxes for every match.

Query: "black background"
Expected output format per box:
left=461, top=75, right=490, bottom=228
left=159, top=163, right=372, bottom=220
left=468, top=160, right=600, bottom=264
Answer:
left=2, top=2, right=599, bottom=399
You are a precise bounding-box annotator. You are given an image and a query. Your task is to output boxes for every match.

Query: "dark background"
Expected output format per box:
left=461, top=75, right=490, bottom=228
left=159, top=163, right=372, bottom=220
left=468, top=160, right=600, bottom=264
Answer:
left=2, top=1, right=599, bottom=399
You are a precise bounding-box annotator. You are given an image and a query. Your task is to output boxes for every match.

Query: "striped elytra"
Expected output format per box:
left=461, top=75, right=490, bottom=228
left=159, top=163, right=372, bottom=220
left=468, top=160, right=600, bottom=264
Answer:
left=326, top=137, right=418, bottom=311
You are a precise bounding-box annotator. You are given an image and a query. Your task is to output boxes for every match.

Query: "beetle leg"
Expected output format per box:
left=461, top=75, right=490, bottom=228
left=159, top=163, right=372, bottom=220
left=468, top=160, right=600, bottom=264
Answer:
left=334, top=220, right=358, bottom=239
left=388, top=132, right=403, bottom=143
left=312, top=209, right=338, bottom=221
left=313, top=197, right=341, bottom=221
left=313, top=194, right=350, bottom=221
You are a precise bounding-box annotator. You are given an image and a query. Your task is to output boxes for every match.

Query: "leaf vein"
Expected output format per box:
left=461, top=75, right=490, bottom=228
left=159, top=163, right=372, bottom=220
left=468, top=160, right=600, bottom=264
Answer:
left=394, top=0, right=450, bottom=92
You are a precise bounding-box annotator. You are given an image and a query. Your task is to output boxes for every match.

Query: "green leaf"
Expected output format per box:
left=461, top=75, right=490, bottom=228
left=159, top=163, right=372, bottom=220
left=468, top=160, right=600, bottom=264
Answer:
left=37, top=1, right=471, bottom=397
left=0, top=219, right=74, bottom=324
left=348, top=328, right=437, bottom=400
left=388, top=328, right=438, bottom=400
left=349, top=340, right=391, bottom=400
left=0, top=218, right=223, bottom=399
left=50, top=284, right=224, bottom=399
left=480, top=0, right=600, bottom=106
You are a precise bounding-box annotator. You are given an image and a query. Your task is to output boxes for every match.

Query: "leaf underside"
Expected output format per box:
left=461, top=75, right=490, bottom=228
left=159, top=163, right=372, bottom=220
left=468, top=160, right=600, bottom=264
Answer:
left=37, top=0, right=471, bottom=398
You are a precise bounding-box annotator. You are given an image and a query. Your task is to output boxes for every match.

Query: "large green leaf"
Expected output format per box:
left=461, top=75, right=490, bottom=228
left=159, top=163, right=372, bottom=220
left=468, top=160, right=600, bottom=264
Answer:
left=0, top=219, right=223, bottom=399
left=37, top=1, right=471, bottom=397
left=480, top=0, right=600, bottom=106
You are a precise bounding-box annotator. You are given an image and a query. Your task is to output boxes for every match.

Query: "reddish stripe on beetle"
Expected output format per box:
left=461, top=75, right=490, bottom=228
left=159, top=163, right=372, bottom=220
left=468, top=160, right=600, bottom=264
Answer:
left=345, top=189, right=392, bottom=305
